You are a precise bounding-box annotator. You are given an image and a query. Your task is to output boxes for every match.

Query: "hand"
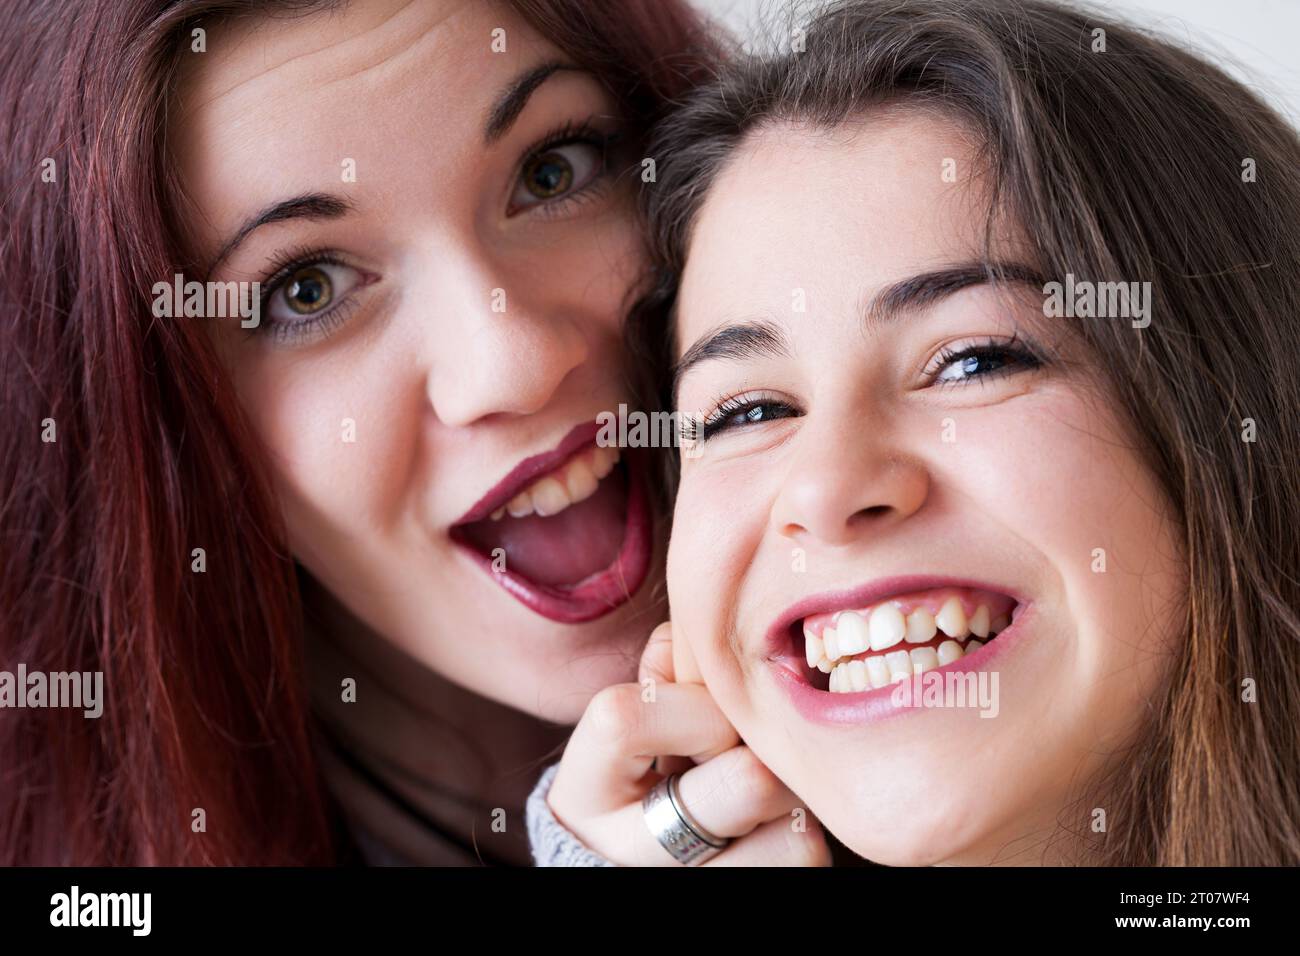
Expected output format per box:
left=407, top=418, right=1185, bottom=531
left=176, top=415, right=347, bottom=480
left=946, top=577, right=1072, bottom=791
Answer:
left=546, top=621, right=831, bottom=866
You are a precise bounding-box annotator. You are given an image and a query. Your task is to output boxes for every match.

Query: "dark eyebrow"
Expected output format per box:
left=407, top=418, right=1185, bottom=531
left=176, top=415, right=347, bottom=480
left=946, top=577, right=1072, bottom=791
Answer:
left=672, top=320, right=791, bottom=405
left=484, top=60, right=570, bottom=144
left=866, top=261, right=1047, bottom=324
left=670, top=262, right=1045, bottom=402
left=206, top=193, right=353, bottom=276
left=204, top=62, right=571, bottom=276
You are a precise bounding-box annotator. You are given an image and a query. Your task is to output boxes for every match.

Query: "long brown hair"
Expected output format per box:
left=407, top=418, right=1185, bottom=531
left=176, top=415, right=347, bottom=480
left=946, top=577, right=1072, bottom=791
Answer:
left=630, top=0, right=1300, bottom=865
left=0, top=0, right=715, bottom=865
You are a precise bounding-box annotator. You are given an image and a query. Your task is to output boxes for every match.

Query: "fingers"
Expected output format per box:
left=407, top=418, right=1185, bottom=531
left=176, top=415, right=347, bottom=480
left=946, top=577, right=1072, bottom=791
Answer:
left=702, top=814, right=831, bottom=867
left=672, top=745, right=803, bottom=839
left=638, top=621, right=675, bottom=686
left=640, top=623, right=692, bottom=777
left=596, top=747, right=820, bottom=867
left=554, top=681, right=739, bottom=813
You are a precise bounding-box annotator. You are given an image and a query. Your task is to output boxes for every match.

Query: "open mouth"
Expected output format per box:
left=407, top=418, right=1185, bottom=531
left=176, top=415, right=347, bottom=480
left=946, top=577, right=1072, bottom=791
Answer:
left=780, top=585, right=1023, bottom=694
left=449, top=423, right=653, bottom=624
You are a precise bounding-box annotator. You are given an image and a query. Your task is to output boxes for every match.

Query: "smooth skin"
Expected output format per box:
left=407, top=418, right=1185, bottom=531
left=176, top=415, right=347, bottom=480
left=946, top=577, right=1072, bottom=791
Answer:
left=173, top=0, right=813, bottom=865
left=665, top=109, right=1186, bottom=866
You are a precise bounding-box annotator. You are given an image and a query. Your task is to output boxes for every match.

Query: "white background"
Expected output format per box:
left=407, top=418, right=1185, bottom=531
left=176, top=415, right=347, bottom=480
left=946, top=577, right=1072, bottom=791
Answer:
left=692, top=0, right=1300, bottom=127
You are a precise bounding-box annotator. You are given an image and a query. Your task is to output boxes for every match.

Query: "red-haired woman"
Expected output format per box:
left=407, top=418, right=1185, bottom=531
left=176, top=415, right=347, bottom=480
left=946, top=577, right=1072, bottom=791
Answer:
left=0, top=0, right=812, bottom=866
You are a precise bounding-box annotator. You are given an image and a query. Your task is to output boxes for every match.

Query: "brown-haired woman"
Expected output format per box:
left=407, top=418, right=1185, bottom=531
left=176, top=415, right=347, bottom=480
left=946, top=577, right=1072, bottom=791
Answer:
left=537, top=0, right=1300, bottom=866
left=0, top=0, right=821, bottom=866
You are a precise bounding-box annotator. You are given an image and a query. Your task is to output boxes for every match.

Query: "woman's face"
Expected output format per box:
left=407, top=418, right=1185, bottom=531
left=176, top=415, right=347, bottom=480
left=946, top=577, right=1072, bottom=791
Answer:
left=174, top=0, right=657, bottom=722
left=667, top=109, right=1186, bottom=864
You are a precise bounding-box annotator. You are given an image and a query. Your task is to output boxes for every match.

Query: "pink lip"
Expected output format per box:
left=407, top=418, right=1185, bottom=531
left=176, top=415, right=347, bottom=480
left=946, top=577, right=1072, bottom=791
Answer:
left=765, top=576, right=1032, bottom=726
left=450, top=420, right=653, bottom=624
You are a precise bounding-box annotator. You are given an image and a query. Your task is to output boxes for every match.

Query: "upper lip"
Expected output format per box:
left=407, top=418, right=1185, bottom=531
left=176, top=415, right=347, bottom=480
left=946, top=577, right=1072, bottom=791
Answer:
left=452, top=420, right=605, bottom=526
left=765, top=574, right=1026, bottom=657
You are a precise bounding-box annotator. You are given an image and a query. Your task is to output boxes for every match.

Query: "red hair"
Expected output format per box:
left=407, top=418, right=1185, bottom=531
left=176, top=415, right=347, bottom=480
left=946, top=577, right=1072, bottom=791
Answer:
left=0, top=0, right=715, bottom=865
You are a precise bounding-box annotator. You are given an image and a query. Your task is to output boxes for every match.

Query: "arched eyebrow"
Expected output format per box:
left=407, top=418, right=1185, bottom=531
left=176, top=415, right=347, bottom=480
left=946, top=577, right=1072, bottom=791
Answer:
left=484, top=60, right=573, bottom=143
left=672, top=320, right=791, bottom=405
left=205, top=193, right=352, bottom=277
left=864, top=262, right=1046, bottom=324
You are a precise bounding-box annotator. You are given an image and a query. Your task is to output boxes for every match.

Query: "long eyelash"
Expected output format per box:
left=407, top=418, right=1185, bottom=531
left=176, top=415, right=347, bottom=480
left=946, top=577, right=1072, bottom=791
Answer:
left=930, top=332, right=1043, bottom=386
left=258, top=245, right=345, bottom=295
left=526, top=118, right=618, bottom=158
left=513, top=117, right=626, bottom=217
left=251, top=245, right=351, bottom=343
left=700, top=393, right=784, bottom=440
left=706, top=394, right=757, bottom=426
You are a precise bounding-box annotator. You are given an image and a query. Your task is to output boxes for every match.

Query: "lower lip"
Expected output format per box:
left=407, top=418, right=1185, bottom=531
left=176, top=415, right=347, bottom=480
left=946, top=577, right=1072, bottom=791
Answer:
left=453, top=452, right=654, bottom=624
left=770, top=604, right=1034, bottom=726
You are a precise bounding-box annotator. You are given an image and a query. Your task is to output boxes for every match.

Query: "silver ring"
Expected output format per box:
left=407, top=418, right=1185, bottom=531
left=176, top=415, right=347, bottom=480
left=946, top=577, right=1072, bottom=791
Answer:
left=642, top=772, right=730, bottom=865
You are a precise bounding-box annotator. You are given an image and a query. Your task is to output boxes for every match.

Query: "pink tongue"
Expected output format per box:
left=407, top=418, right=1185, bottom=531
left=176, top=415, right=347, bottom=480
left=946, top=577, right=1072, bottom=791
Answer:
left=458, top=468, right=628, bottom=587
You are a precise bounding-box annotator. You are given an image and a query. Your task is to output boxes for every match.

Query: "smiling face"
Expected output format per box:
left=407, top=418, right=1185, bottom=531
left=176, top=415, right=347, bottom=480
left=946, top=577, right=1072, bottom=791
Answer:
left=173, top=0, right=659, bottom=722
left=666, top=109, right=1187, bottom=864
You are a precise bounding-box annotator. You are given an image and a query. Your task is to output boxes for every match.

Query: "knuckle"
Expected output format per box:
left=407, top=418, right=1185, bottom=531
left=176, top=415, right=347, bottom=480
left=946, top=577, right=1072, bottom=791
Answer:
left=581, top=683, right=644, bottom=749
left=724, top=747, right=782, bottom=808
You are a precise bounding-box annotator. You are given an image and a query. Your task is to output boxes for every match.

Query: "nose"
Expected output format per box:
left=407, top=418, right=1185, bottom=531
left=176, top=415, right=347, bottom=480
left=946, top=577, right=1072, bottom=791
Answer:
left=424, top=250, right=589, bottom=427
left=770, top=418, right=930, bottom=547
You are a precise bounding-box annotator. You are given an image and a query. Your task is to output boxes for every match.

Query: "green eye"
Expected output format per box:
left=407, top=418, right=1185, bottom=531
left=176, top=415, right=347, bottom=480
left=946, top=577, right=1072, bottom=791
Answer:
left=521, top=150, right=575, bottom=200
left=283, top=266, right=333, bottom=315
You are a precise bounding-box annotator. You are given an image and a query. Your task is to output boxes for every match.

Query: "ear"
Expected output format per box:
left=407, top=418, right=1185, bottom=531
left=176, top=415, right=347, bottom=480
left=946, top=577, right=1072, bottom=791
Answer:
left=671, top=620, right=705, bottom=685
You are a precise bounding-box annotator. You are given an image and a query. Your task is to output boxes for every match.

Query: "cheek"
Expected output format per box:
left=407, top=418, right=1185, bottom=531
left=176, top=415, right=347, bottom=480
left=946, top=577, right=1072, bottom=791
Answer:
left=527, top=198, right=642, bottom=336
left=229, top=342, right=422, bottom=560
left=948, top=390, right=1184, bottom=713
left=667, top=462, right=773, bottom=696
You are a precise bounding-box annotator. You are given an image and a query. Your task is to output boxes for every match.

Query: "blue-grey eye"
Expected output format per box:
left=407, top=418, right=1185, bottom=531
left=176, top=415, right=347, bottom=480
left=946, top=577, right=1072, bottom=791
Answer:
left=935, top=347, right=1020, bottom=383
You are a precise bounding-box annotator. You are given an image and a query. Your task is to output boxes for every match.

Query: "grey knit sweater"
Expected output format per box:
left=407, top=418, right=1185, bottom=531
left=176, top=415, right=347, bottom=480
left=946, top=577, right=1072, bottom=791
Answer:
left=526, top=763, right=617, bottom=867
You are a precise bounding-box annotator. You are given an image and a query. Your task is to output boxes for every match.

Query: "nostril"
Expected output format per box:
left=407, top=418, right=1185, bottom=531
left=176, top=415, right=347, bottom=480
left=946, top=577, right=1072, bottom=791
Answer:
left=852, top=504, right=894, bottom=523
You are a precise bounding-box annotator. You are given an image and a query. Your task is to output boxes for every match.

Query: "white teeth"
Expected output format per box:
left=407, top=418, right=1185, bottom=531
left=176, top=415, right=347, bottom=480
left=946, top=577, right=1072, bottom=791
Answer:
left=493, top=447, right=614, bottom=523
left=823, top=627, right=841, bottom=662
left=506, top=491, right=534, bottom=518
left=866, top=656, right=891, bottom=688
left=905, top=608, right=937, bottom=644
left=936, top=597, right=969, bottom=638
left=530, top=477, right=570, bottom=517
left=563, top=457, right=600, bottom=504
left=909, top=646, right=940, bottom=674
left=847, top=659, right=869, bottom=692
left=836, top=612, right=871, bottom=656
left=804, top=629, right=824, bottom=669
left=815, top=595, right=1014, bottom=693
left=869, top=604, right=907, bottom=652
left=590, top=446, right=619, bottom=479
left=937, top=639, right=965, bottom=666
left=885, top=649, right=912, bottom=682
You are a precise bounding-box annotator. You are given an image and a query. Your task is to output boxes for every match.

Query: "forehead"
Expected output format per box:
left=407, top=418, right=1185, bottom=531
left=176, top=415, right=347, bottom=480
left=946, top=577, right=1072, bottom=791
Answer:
left=175, top=0, right=537, bottom=122
left=676, top=109, right=996, bottom=347
left=171, top=0, right=556, bottom=245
